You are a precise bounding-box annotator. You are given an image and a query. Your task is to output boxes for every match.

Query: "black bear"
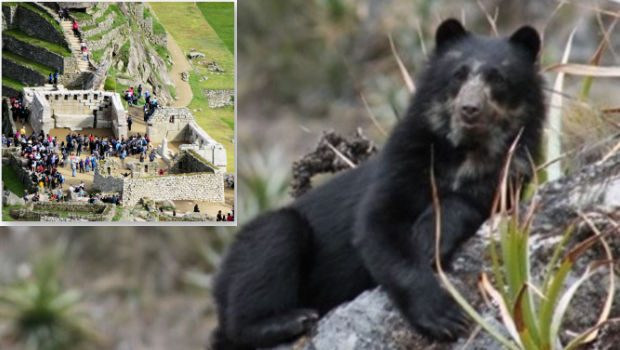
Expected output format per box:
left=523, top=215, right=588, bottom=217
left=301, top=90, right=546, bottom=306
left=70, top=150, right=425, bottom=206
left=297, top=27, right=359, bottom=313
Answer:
left=212, top=19, right=545, bottom=349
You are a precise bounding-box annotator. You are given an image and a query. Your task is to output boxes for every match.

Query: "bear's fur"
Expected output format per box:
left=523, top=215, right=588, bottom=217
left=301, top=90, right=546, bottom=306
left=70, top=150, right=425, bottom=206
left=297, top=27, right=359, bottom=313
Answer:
left=212, top=19, right=545, bottom=349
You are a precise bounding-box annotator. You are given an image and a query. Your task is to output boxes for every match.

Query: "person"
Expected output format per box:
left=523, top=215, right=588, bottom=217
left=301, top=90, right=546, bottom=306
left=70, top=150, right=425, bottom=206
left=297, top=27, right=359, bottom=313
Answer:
left=48, top=73, right=53, bottom=84
left=72, top=19, right=80, bottom=39
left=227, top=213, right=233, bottom=221
left=53, top=70, right=59, bottom=86
left=70, top=156, right=77, bottom=177
left=216, top=210, right=223, bottom=221
left=127, top=116, right=132, bottom=131
left=149, top=149, right=156, bottom=162
left=19, top=125, right=26, bottom=136
left=193, top=204, right=200, bottom=213
left=144, top=90, right=150, bottom=104
left=137, top=84, right=143, bottom=98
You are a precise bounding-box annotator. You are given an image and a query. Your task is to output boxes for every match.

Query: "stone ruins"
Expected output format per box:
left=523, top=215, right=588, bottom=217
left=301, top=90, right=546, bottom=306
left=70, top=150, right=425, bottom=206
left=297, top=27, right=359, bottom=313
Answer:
left=23, top=85, right=127, bottom=137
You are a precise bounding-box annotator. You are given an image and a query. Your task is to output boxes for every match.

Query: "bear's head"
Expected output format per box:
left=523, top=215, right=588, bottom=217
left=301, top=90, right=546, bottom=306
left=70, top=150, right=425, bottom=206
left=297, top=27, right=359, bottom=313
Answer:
left=420, top=19, right=544, bottom=156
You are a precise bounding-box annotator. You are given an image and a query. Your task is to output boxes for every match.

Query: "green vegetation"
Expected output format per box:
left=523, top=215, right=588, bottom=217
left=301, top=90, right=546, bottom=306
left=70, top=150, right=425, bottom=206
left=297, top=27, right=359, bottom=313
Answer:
left=2, top=205, right=17, bottom=221
left=197, top=2, right=234, bottom=54
left=104, top=76, right=116, bottom=91
left=2, top=76, right=26, bottom=92
left=2, top=166, right=26, bottom=196
left=71, top=9, right=93, bottom=22
left=150, top=2, right=235, bottom=172
left=85, top=5, right=124, bottom=42
left=0, top=246, right=99, bottom=349
left=118, top=40, right=130, bottom=67
left=18, top=2, right=64, bottom=34
left=112, top=207, right=123, bottom=221
left=91, top=48, right=105, bottom=63
left=4, top=29, right=72, bottom=57
left=143, top=7, right=166, bottom=36
left=3, top=51, right=55, bottom=77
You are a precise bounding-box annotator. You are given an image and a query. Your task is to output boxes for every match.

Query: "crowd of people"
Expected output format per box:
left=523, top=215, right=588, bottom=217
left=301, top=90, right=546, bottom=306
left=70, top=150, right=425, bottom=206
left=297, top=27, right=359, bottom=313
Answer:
left=9, top=94, right=30, bottom=125
left=123, top=85, right=160, bottom=122
left=216, top=210, right=235, bottom=222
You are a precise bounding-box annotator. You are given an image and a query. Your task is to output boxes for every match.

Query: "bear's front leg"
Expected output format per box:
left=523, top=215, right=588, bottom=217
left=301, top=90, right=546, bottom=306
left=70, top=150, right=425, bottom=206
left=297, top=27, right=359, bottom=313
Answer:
left=412, top=195, right=487, bottom=266
left=353, top=195, right=471, bottom=341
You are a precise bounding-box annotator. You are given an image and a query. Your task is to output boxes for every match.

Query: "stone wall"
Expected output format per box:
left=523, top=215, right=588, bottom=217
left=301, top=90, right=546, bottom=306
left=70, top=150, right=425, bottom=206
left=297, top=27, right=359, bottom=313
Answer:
left=23, top=87, right=125, bottom=136
left=147, top=107, right=195, bottom=143
left=84, top=24, right=127, bottom=52
left=186, top=121, right=227, bottom=168
left=3, top=36, right=66, bottom=73
left=7, top=153, right=37, bottom=193
left=170, top=151, right=216, bottom=174
left=82, top=12, right=115, bottom=38
left=2, top=58, right=46, bottom=86
left=204, top=89, right=234, bottom=108
left=2, top=99, right=16, bottom=136
left=14, top=6, right=66, bottom=46
left=122, top=172, right=225, bottom=205
left=93, top=170, right=124, bottom=193
left=110, top=93, right=127, bottom=138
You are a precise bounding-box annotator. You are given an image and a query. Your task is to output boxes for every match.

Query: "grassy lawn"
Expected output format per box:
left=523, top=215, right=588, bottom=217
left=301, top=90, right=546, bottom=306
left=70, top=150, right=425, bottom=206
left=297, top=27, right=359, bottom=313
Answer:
left=196, top=2, right=234, bottom=54
left=4, top=29, right=72, bottom=57
left=18, top=2, right=64, bottom=34
left=2, top=166, right=26, bottom=196
left=150, top=2, right=235, bottom=172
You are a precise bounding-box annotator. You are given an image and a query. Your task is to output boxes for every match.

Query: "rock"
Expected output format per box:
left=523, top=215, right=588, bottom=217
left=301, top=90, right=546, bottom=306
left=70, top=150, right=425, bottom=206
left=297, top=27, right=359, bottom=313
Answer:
left=116, top=60, right=124, bottom=71
left=2, top=190, right=25, bottom=206
left=159, top=200, right=176, bottom=210
left=187, top=51, right=206, bottom=59
left=207, top=61, right=224, bottom=72
left=181, top=71, right=189, bottom=82
left=270, top=153, right=620, bottom=350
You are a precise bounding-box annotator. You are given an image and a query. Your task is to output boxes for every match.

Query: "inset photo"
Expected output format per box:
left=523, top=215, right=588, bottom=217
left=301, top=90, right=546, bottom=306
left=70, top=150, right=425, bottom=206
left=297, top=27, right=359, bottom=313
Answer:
left=1, top=1, right=236, bottom=224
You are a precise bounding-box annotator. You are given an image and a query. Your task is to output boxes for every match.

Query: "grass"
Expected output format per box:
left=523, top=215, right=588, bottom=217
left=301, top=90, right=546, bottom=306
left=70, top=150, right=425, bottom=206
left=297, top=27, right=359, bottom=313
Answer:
left=4, top=29, right=72, bottom=57
left=2, top=76, right=26, bottom=92
left=85, top=5, right=124, bottom=42
left=2, top=166, right=26, bottom=196
left=150, top=2, right=235, bottom=172
left=196, top=2, right=234, bottom=54
left=3, top=51, right=55, bottom=77
left=143, top=7, right=166, bottom=36
left=2, top=205, right=17, bottom=221
left=91, top=48, right=105, bottom=63
left=18, top=2, right=64, bottom=34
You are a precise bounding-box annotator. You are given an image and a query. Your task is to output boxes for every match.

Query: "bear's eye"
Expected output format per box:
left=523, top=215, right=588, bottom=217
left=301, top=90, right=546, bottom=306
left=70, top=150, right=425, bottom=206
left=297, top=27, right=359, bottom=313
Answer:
left=453, top=66, right=469, bottom=81
left=487, top=69, right=506, bottom=85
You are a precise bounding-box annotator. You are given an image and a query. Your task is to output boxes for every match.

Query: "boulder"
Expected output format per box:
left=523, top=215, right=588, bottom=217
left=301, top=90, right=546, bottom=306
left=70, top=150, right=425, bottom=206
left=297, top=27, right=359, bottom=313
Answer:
left=2, top=190, right=25, bottom=206
left=187, top=51, right=206, bottom=59
left=270, top=153, right=620, bottom=350
left=181, top=71, right=189, bottom=82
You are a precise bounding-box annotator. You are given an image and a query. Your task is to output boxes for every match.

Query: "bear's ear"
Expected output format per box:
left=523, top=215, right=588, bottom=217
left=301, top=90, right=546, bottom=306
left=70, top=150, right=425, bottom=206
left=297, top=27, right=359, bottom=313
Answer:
left=435, top=19, right=468, bottom=49
left=509, top=26, right=541, bottom=62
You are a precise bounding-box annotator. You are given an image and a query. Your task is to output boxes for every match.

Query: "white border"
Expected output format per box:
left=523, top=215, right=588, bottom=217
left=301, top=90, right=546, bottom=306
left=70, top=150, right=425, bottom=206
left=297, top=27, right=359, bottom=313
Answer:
left=0, top=0, right=238, bottom=227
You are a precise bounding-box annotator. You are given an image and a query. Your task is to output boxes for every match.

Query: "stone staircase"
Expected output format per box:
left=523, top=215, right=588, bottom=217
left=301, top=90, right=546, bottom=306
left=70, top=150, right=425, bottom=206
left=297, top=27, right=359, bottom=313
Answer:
left=60, top=19, right=90, bottom=72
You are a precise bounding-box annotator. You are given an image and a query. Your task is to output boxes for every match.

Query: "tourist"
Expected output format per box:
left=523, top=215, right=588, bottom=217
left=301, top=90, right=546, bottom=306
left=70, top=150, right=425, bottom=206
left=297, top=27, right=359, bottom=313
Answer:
left=79, top=157, right=84, bottom=173
left=70, top=156, right=77, bottom=177
left=72, top=19, right=80, bottom=39
left=194, top=204, right=200, bottom=213
left=137, top=84, right=143, bottom=98
left=91, top=155, right=98, bottom=173
left=53, top=70, right=59, bottom=86
left=139, top=152, right=145, bottom=163
left=48, top=73, right=53, bottom=84
left=144, top=90, right=150, bottom=104
left=84, top=156, right=91, bottom=172
left=127, top=116, right=133, bottom=131
left=149, top=149, right=156, bottom=162
left=227, top=213, right=234, bottom=221
left=216, top=210, right=223, bottom=221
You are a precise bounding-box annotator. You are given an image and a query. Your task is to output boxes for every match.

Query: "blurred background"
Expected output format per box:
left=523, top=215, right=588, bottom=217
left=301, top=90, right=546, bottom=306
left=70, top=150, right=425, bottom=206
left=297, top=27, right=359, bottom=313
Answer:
left=1, top=0, right=619, bottom=349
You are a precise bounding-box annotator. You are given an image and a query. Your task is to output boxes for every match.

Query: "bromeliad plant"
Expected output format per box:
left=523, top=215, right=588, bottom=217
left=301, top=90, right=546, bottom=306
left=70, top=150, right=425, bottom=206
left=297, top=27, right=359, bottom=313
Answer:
left=0, top=247, right=98, bottom=350
left=431, top=135, right=616, bottom=350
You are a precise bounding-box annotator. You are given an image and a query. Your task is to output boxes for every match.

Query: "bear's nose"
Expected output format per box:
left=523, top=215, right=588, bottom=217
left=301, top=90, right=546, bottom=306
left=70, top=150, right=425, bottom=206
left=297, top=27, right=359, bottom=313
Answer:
left=461, top=105, right=481, bottom=124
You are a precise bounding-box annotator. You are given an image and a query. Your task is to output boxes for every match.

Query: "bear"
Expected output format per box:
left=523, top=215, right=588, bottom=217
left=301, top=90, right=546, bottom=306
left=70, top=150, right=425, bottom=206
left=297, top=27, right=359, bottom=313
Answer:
left=211, top=18, right=545, bottom=350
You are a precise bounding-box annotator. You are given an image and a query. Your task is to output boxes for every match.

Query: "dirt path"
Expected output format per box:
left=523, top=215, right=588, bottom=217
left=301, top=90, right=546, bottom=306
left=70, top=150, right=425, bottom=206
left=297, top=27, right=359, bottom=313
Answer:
left=166, top=32, right=193, bottom=107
